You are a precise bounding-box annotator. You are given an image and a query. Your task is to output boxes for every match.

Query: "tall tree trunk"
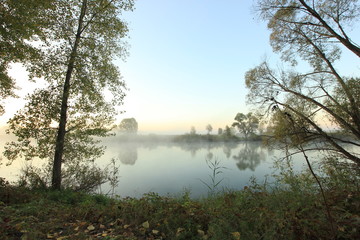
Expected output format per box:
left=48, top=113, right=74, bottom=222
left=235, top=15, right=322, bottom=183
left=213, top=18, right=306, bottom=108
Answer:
left=52, top=0, right=88, bottom=190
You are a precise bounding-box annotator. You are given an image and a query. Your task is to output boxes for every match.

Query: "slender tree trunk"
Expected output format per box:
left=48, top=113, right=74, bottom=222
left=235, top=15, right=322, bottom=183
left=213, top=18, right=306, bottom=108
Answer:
left=51, top=0, right=88, bottom=190
left=299, top=146, right=336, bottom=238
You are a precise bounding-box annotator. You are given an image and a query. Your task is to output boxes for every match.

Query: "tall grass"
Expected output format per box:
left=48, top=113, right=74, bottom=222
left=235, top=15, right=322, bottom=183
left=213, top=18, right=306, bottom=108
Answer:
left=198, top=156, right=228, bottom=196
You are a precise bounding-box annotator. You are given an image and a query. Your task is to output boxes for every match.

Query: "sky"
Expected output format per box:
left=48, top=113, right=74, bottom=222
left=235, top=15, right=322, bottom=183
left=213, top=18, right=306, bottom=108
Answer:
left=1, top=0, right=360, bottom=134
left=113, top=0, right=274, bottom=134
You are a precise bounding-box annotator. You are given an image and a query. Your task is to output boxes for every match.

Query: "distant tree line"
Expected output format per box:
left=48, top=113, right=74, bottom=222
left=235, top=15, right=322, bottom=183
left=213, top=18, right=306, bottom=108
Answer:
left=174, top=112, right=261, bottom=143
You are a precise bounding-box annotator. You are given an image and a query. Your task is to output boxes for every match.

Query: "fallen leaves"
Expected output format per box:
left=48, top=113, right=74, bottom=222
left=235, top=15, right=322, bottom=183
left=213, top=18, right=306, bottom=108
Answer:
left=87, top=224, right=95, bottom=231
left=142, top=220, right=150, bottom=229
left=4, top=184, right=358, bottom=240
left=231, top=231, right=241, bottom=240
left=46, top=232, right=69, bottom=240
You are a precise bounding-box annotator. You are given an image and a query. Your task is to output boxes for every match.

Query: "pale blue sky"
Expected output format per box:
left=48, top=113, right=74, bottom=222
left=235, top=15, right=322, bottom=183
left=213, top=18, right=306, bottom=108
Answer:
left=2, top=0, right=359, bottom=134
left=116, top=0, right=275, bottom=134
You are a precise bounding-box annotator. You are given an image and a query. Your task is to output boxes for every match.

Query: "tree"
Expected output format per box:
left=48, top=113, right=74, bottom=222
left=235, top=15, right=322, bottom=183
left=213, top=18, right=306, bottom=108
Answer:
left=218, top=128, right=223, bottom=135
left=232, top=112, right=259, bottom=140
left=190, top=126, right=196, bottom=135
left=4, top=0, right=135, bottom=190
left=0, top=0, right=54, bottom=114
left=118, top=118, right=138, bottom=134
left=206, top=124, right=213, bottom=135
left=246, top=0, right=360, bottom=165
left=223, top=125, right=235, bottom=140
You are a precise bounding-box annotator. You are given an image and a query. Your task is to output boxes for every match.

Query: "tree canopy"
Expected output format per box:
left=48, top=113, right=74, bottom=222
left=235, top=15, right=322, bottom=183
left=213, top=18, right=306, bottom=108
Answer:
left=246, top=0, right=360, bottom=165
left=4, top=0, right=135, bottom=190
left=0, top=0, right=54, bottom=114
left=206, top=124, right=213, bottom=135
left=118, top=118, right=138, bottom=134
left=232, top=112, right=259, bottom=140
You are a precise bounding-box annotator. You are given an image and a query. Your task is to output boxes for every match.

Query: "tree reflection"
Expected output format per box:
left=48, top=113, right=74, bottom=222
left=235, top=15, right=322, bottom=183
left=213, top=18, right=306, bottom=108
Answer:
left=233, top=143, right=265, bottom=171
left=222, top=142, right=238, bottom=159
left=176, top=141, right=240, bottom=158
left=206, top=151, right=214, bottom=160
left=118, top=144, right=138, bottom=165
left=178, top=143, right=200, bottom=157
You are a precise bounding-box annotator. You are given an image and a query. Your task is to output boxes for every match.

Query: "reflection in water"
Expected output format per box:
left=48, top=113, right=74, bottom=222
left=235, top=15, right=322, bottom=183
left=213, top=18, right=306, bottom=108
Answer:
left=223, top=146, right=232, bottom=159
left=233, top=143, right=266, bottom=171
left=118, top=144, right=138, bottom=165
left=176, top=141, right=240, bottom=159
left=105, top=139, right=267, bottom=171
left=178, top=143, right=200, bottom=157
left=2, top=132, right=345, bottom=198
left=222, top=142, right=238, bottom=159
left=206, top=152, right=214, bottom=160
left=95, top=138, right=279, bottom=198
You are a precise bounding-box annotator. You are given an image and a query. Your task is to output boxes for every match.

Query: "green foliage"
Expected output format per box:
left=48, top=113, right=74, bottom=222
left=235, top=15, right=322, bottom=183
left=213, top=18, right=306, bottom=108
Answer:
left=4, top=0, right=135, bottom=189
left=265, top=106, right=315, bottom=147
left=0, top=0, right=54, bottom=114
left=258, top=0, right=360, bottom=65
left=232, top=112, right=259, bottom=140
left=325, top=78, right=360, bottom=132
left=4, top=89, right=60, bottom=163
left=173, top=132, right=239, bottom=143
left=248, top=0, right=360, bottom=165
left=0, top=177, right=33, bottom=204
left=198, top=157, right=228, bottom=195
left=3, top=87, right=112, bottom=190
left=118, top=118, right=138, bottom=134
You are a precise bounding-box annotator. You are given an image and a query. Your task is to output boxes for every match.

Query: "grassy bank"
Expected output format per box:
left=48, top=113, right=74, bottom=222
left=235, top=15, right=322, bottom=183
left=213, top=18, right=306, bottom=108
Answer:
left=1, top=167, right=360, bottom=240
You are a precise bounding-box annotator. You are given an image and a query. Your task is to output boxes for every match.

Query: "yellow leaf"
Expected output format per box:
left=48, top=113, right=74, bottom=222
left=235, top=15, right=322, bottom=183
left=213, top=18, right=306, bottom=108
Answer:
left=21, top=234, right=28, bottom=240
left=56, top=237, right=68, bottom=240
left=142, top=221, right=150, bottom=229
left=176, top=228, right=185, bottom=237
left=152, top=229, right=159, bottom=235
left=15, top=223, right=23, bottom=231
left=47, top=233, right=55, bottom=239
left=231, top=232, right=241, bottom=240
left=78, top=221, right=87, bottom=226
left=87, top=225, right=95, bottom=231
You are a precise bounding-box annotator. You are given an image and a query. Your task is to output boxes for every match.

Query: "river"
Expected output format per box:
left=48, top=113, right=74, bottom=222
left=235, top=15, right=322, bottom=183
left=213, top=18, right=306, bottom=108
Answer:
left=0, top=133, right=318, bottom=198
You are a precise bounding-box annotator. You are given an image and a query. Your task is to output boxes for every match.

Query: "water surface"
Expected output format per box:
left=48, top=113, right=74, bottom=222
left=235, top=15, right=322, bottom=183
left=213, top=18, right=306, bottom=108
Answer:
left=99, top=137, right=307, bottom=198
left=1, top=133, right=312, bottom=198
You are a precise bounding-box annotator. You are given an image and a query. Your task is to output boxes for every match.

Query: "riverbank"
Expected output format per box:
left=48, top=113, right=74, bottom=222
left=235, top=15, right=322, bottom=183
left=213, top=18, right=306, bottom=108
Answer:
left=1, top=173, right=359, bottom=240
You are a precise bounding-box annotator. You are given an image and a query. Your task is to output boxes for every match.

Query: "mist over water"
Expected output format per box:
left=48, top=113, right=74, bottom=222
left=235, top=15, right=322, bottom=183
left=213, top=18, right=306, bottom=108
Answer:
left=1, top=131, right=311, bottom=198
left=98, top=135, right=307, bottom=198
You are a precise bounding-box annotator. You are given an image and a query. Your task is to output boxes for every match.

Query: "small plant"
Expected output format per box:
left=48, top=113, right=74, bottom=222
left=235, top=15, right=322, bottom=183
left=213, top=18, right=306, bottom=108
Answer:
left=199, top=156, right=228, bottom=195
left=103, top=158, right=121, bottom=197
